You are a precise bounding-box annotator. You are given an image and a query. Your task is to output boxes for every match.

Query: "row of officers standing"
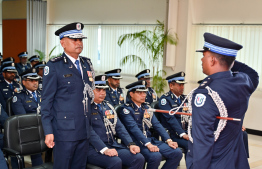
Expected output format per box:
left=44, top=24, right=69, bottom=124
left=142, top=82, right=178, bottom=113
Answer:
left=0, top=22, right=258, bottom=169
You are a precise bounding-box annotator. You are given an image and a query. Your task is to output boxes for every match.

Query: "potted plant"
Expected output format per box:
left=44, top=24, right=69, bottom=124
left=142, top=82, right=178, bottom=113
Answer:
left=117, top=20, right=178, bottom=95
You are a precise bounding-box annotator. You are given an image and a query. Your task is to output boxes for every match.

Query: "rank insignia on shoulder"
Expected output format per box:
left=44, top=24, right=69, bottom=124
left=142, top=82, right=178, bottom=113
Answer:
left=161, top=98, right=167, bottom=105
left=124, top=103, right=129, bottom=106
left=44, top=66, right=49, bottom=76
left=123, top=108, right=130, bottom=114
left=194, top=93, right=206, bottom=107
left=12, top=96, right=17, bottom=103
left=164, top=92, right=169, bottom=96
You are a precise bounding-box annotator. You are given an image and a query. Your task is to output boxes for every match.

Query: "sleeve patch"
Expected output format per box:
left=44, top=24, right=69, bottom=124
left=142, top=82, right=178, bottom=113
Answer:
left=44, top=66, right=49, bottom=76
left=12, top=96, right=17, bottom=103
left=123, top=108, right=130, bottom=114
left=161, top=98, right=167, bottom=105
left=194, top=94, right=206, bottom=107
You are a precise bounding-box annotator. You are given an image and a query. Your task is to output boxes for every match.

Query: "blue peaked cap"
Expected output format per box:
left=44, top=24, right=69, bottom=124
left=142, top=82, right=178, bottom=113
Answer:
left=196, top=33, right=243, bottom=57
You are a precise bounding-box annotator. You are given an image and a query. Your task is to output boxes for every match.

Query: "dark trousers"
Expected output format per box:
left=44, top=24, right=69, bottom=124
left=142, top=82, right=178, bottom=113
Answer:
left=87, top=147, right=145, bottom=169
left=11, top=153, right=43, bottom=169
left=53, top=139, right=89, bottom=169
left=171, top=134, right=188, bottom=158
left=140, top=138, right=182, bottom=169
left=243, top=131, right=249, bottom=158
left=0, top=150, right=8, bottom=169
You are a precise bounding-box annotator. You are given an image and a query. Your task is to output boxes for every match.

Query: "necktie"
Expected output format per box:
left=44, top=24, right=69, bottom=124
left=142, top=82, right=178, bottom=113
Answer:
left=32, top=92, right=37, bottom=102
left=9, top=84, right=13, bottom=90
left=114, top=90, right=118, bottom=98
left=177, top=97, right=181, bottom=104
left=75, top=60, right=81, bottom=76
left=97, top=104, right=102, bottom=111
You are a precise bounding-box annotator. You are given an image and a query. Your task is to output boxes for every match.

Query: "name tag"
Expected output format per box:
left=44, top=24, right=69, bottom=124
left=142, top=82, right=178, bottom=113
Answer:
left=63, top=74, right=73, bottom=78
left=3, top=89, right=8, bottom=91
left=135, top=112, right=140, bottom=115
left=26, top=100, right=32, bottom=103
left=91, top=112, right=98, bottom=115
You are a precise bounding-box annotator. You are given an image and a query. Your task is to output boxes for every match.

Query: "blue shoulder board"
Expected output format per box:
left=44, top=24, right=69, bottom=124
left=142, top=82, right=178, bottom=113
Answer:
left=198, top=77, right=213, bottom=89
left=50, top=55, right=64, bottom=62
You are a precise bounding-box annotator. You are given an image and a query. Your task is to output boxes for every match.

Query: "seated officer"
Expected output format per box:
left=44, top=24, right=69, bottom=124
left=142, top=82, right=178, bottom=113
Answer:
left=11, top=68, right=43, bottom=168
left=158, top=72, right=189, bottom=157
left=0, top=104, right=8, bottom=169
left=0, top=63, right=22, bottom=111
left=135, top=69, right=158, bottom=104
left=87, top=75, right=145, bottom=169
left=28, top=55, right=40, bottom=67
left=104, top=69, right=125, bottom=106
left=0, top=57, right=16, bottom=81
left=119, top=80, right=182, bottom=169
left=33, top=61, right=46, bottom=91
left=16, top=51, right=31, bottom=75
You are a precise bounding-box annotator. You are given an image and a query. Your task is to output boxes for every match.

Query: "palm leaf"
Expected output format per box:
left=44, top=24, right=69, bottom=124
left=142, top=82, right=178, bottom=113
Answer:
left=120, top=55, right=146, bottom=68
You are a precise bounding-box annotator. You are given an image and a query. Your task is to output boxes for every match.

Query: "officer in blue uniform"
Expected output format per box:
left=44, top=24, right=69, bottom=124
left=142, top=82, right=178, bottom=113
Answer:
left=135, top=69, right=158, bottom=105
left=105, top=69, right=125, bottom=106
left=158, top=72, right=189, bottom=157
left=41, top=22, right=95, bottom=169
left=16, top=52, right=31, bottom=75
left=33, top=61, right=46, bottom=91
left=87, top=75, right=145, bottom=169
left=28, top=55, right=40, bottom=67
left=0, top=104, right=8, bottom=169
left=0, top=63, right=22, bottom=111
left=0, top=57, right=16, bottom=81
left=119, top=80, right=182, bottom=169
left=186, top=33, right=259, bottom=169
left=11, top=68, right=43, bottom=168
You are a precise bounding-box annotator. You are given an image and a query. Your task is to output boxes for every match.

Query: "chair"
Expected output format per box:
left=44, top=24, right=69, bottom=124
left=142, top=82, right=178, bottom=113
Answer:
left=6, top=96, right=14, bottom=116
left=3, top=114, right=53, bottom=169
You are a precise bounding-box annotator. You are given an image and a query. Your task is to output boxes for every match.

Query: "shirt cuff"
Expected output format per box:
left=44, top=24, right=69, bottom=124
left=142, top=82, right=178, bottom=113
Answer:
left=145, top=142, right=151, bottom=146
left=180, top=133, right=186, bottom=138
left=100, top=147, right=108, bottom=154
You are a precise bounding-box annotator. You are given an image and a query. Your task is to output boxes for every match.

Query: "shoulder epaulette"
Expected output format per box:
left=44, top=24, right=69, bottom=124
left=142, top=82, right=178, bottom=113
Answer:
left=164, top=91, right=170, bottom=96
left=80, top=56, right=90, bottom=61
left=124, top=103, right=130, bottom=106
left=198, top=77, right=213, bottom=89
left=50, top=55, right=63, bottom=62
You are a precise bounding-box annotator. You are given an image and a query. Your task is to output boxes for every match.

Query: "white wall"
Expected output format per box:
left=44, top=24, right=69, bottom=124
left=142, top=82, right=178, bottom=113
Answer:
left=47, top=0, right=167, bottom=24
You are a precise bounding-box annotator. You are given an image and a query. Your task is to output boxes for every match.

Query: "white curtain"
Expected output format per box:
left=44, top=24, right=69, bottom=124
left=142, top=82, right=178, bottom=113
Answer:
left=27, top=0, right=47, bottom=58
left=99, top=25, right=158, bottom=75
left=186, top=25, right=262, bottom=90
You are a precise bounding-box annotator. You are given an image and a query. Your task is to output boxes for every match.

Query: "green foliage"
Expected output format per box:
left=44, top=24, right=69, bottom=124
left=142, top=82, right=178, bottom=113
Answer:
left=35, top=45, right=63, bottom=61
left=118, top=20, right=178, bottom=95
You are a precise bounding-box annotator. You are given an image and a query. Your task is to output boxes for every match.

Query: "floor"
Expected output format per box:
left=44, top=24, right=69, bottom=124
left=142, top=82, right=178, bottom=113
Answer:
left=12, top=134, right=262, bottom=169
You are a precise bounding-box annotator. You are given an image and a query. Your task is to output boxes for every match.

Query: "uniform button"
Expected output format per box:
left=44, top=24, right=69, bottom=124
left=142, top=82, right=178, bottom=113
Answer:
left=64, top=116, right=66, bottom=118
left=85, top=116, right=87, bottom=118
left=95, top=118, right=97, bottom=120
left=113, top=100, right=115, bottom=101
left=68, top=82, right=70, bottom=84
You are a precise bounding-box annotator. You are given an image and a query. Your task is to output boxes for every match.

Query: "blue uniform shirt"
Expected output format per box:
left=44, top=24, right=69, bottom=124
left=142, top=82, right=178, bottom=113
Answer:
left=41, top=53, right=95, bottom=142
left=12, top=90, right=41, bottom=115
left=119, top=100, right=170, bottom=146
left=158, top=91, right=187, bottom=137
left=16, top=63, right=31, bottom=75
left=0, top=80, right=21, bottom=111
left=105, top=87, right=124, bottom=107
left=186, top=61, right=259, bottom=169
left=89, top=101, right=133, bottom=154
left=145, top=87, right=158, bottom=105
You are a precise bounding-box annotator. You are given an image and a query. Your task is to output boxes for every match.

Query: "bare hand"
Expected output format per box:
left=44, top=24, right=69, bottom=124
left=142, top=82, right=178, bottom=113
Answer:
left=146, top=143, right=159, bottom=152
left=182, top=134, right=189, bottom=140
left=129, top=145, right=140, bottom=154
left=168, top=141, right=178, bottom=149
left=104, top=149, right=118, bottom=157
left=45, top=134, right=55, bottom=148
left=242, top=126, right=246, bottom=131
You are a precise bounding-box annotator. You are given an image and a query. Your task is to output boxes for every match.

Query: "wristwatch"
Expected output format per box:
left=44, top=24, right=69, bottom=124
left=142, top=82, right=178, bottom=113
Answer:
left=127, top=142, right=136, bottom=148
left=166, top=139, right=172, bottom=143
